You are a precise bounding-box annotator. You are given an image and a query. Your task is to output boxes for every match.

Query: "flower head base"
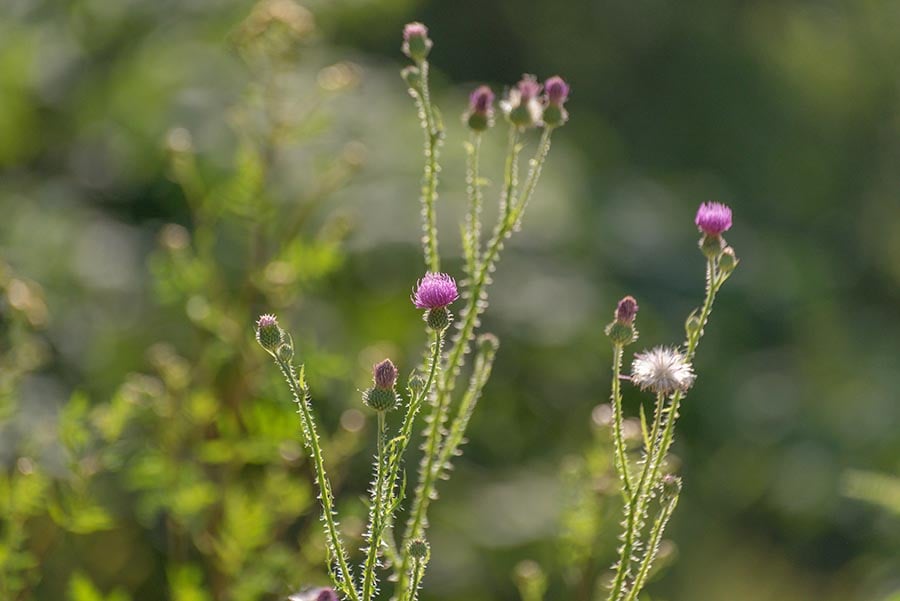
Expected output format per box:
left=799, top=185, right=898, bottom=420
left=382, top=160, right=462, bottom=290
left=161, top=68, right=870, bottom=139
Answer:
left=542, top=75, right=570, bottom=127
left=606, top=296, right=639, bottom=346
left=695, top=202, right=732, bottom=237
left=402, top=22, right=432, bottom=62
left=631, top=346, right=695, bottom=395
left=256, top=313, right=283, bottom=353
left=465, top=85, right=495, bottom=131
left=412, top=272, right=459, bottom=309
left=373, top=358, right=398, bottom=390
left=502, top=75, right=543, bottom=128
left=408, top=538, right=430, bottom=560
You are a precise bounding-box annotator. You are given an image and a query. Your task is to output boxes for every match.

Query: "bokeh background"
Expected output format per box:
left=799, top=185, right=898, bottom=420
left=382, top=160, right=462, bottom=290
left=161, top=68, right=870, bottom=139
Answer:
left=1, top=0, right=899, bottom=600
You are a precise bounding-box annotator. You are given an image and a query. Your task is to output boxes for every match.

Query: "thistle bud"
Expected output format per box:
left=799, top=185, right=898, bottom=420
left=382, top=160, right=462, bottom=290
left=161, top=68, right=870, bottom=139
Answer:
left=605, top=296, right=639, bottom=346
left=541, top=75, right=570, bottom=127
left=661, top=473, right=682, bottom=501
left=465, top=85, right=495, bottom=132
left=402, top=22, right=432, bottom=62
left=408, top=538, right=430, bottom=561
left=276, top=342, right=294, bottom=363
left=719, top=246, right=739, bottom=275
left=502, top=75, right=543, bottom=128
left=695, top=202, right=732, bottom=259
left=256, top=314, right=283, bottom=353
left=685, top=311, right=702, bottom=338
left=401, top=65, right=422, bottom=91
left=407, top=371, right=425, bottom=396
left=373, top=358, right=398, bottom=390
left=363, top=387, right=399, bottom=412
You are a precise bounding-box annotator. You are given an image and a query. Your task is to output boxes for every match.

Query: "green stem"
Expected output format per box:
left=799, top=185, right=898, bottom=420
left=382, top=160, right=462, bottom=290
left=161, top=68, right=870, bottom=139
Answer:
left=275, top=359, right=359, bottom=601
left=607, top=392, right=665, bottom=601
left=361, top=411, right=388, bottom=601
left=610, top=344, right=633, bottom=498
left=396, top=126, right=554, bottom=600
left=463, top=131, right=484, bottom=276
left=414, top=59, right=441, bottom=272
left=624, top=480, right=681, bottom=601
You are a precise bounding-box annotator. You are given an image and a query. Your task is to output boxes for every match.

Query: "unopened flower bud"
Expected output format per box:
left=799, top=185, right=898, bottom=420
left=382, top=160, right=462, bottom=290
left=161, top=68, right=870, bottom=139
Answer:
left=401, top=65, right=422, bottom=91
left=502, top=75, right=543, bottom=128
left=402, top=22, right=432, bottom=62
left=542, top=75, right=570, bottom=127
left=605, top=296, right=639, bottom=346
left=315, top=589, right=338, bottom=601
left=465, top=85, right=495, bottom=131
left=407, top=371, right=425, bottom=396
left=719, top=246, right=739, bottom=275
left=476, top=332, right=500, bottom=354
left=364, top=387, right=399, bottom=412
left=685, top=311, right=702, bottom=338
left=373, top=358, right=398, bottom=390
left=276, top=342, right=294, bottom=363
left=661, top=473, right=682, bottom=500
left=256, top=314, right=283, bottom=353
left=408, top=538, right=430, bottom=560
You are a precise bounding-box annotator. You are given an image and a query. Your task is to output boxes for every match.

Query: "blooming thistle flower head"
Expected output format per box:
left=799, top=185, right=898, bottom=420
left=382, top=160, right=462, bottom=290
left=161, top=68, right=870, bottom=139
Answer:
left=465, top=85, right=495, bottom=131
left=256, top=313, right=283, bottom=353
left=412, top=272, right=459, bottom=310
left=542, top=75, right=570, bottom=126
left=695, top=202, right=732, bottom=237
left=402, top=21, right=432, bottom=61
left=631, top=346, right=695, bottom=395
left=373, top=358, right=398, bottom=390
left=502, top=74, right=543, bottom=128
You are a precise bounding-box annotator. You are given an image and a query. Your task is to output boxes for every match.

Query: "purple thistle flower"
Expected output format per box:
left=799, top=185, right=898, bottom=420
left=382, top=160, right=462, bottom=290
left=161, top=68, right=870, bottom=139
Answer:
left=412, top=272, right=459, bottom=310
left=615, top=296, right=639, bottom=325
left=544, top=76, right=570, bottom=106
left=402, top=22, right=432, bottom=61
left=695, top=202, right=733, bottom=236
left=373, top=358, right=398, bottom=390
left=517, top=75, right=542, bottom=101
left=255, top=313, right=282, bottom=352
left=469, top=85, right=494, bottom=115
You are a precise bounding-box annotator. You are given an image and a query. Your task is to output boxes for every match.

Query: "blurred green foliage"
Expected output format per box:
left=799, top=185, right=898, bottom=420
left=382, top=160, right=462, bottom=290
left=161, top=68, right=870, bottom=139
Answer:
left=1, top=0, right=899, bottom=600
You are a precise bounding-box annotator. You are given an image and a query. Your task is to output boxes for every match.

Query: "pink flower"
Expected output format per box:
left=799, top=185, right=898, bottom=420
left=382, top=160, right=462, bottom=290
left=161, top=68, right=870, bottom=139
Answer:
left=695, top=202, right=733, bottom=236
left=412, top=272, right=459, bottom=309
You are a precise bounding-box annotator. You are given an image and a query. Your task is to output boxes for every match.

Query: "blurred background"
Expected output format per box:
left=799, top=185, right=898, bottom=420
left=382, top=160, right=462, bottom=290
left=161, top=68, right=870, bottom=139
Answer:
left=1, top=0, right=899, bottom=599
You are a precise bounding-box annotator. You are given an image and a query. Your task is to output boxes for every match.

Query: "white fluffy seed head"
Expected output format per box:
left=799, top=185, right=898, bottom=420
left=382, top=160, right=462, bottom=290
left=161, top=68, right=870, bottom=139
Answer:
left=630, top=346, right=695, bottom=395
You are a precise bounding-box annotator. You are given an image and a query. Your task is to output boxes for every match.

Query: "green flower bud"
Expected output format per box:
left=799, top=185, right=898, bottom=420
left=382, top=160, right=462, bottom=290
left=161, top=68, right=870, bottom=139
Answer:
left=408, top=538, right=430, bottom=561
left=685, top=311, right=702, bottom=338
left=406, top=371, right=425, bottom=397
left=719, top=246, right=739, bottom=275
left=401, top=66, right=421, bottom=91
left=363, top=387, right=399, bottom=412
left=256, top=314, right=283, bottom=353
left=276, top=343, right=294, bottom=363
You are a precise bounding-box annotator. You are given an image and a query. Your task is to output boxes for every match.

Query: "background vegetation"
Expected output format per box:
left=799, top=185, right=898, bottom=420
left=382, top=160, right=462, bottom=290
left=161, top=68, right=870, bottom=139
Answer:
left=1, top=0, right=899, bottom=599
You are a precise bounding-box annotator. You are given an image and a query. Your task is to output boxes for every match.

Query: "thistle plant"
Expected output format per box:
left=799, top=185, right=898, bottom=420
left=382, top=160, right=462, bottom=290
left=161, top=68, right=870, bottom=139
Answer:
left=602, top=201, right=739, bottom=601
left=258, top=22, right=568, bottom=601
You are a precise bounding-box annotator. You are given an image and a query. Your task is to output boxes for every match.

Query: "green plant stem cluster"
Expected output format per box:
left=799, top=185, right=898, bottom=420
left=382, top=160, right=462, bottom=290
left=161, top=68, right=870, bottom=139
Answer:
left=606, top=255, right=733, bottom=601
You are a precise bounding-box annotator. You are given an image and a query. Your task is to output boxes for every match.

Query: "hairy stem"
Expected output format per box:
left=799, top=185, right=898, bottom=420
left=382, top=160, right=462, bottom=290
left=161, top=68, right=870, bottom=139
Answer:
left=610, top=344, right=633, bottom=498
left=361, top=411, right=388, bottom=601
left=624, top=479, right=681, bottom=601
left=413, top=60, right=442, bottom=272
left=463, top=132, right=484, bottom=276
left=607, top=391, right=664, bottom=601
left=275, top=359, right=359, bottom=601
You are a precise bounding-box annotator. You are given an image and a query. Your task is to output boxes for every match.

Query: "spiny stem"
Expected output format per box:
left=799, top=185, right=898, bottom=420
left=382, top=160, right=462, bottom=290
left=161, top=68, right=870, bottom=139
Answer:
left=610, top=344, right=633, bottom=498
left=275, top=359, right=359, bottom=601
left=413, top=59, right=441, bottom=272
left=361, top=411, right=388, bottom=601
left=607, top=391, right=665, bottom=601
left=624, top=480, right=681, bottom=601
left=463, top=131, right=484, bottom=276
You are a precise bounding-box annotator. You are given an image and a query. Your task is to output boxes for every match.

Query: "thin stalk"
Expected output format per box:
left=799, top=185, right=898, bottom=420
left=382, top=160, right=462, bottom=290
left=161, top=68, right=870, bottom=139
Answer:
left=414, top=59, right=441, bottom=272
left=624, top=480, right=681, bottom=601
left=361, top=411, right=388, bottom=601
left=610, top=344, right=633, bottom=498
left=463, top=131, right=484, bottom=276
left=607, top=391, right=665, bottom=601
left=275, top=359, right=359, bottom=601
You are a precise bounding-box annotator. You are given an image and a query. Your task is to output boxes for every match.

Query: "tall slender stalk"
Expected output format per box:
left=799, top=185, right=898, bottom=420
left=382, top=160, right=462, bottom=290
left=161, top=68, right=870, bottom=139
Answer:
left=610, top=344, right=633, bottom=498
left=412, top=59, right=442, bottom=273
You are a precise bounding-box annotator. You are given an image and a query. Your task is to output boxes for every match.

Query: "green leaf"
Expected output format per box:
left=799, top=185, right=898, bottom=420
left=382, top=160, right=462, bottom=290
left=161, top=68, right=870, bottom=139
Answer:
left=639, top=403, right=652, bottom=452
